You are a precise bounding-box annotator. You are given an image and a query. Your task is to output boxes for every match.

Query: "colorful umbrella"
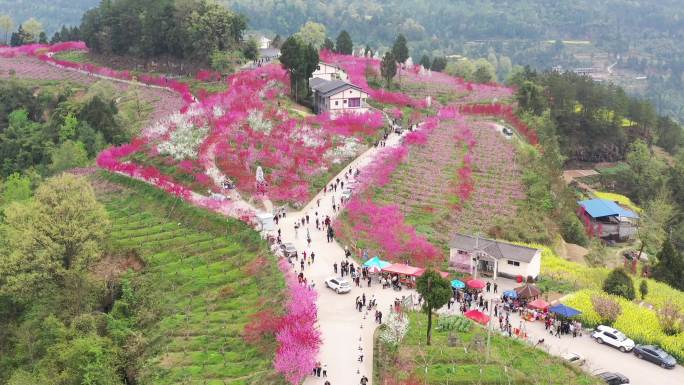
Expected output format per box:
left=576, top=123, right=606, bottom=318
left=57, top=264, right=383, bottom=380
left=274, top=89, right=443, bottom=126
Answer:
left=451, top=279, right=465, bottom=289
left=464, top=309, right=490, bottom=325
left=514, top=284, right=542, bottom=299
left=466, top=279, right=486, bottom=290
left=363, top=256, right=390, bottom=273
left=503, top=289, right=518, bottom=299
left=528, top=299, right=550, bottom=311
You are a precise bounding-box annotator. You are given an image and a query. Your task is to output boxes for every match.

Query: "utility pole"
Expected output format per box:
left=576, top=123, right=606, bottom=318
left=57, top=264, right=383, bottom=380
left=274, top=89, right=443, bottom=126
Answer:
left=486, top=298, right=499, bottom=362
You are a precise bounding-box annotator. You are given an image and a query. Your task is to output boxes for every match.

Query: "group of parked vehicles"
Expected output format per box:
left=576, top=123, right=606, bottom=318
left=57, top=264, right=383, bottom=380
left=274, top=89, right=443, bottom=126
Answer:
left=564, top=325, right=679, bottom=384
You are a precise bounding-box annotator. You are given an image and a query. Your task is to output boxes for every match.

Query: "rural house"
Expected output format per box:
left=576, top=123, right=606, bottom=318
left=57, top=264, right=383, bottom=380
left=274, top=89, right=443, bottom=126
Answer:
left=449, top=233, right=542, bottom=280
left=311, top=62, right=349, bottom=81
left=577, top=198, right=639, bottom=241
left=310, top=78, right=369, bottom=116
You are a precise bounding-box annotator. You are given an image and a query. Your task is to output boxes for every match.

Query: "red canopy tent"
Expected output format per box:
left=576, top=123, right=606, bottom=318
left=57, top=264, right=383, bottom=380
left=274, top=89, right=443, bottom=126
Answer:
left=466, top=279, right=486, bottom=290
left=381, top=264, right=450, bottom=277
left=527, top=299, right=550, bottom=311
left=382, top=263, right=424, bottom=277
left=464, top=309, right=490, bottom=325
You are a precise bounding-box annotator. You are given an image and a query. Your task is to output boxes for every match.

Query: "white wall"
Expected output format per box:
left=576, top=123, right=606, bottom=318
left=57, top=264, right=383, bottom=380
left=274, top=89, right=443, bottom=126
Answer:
left=312, top=63, right=349, bottom=81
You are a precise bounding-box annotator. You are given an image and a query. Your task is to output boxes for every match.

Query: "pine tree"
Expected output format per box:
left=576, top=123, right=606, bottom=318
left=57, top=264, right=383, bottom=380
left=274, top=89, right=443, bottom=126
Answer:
left=335, top=30, right=353, bottom=55
left=419, top=55, right=431, bottom=69
left=652, top=239, right=684, bottom=290
left=380, top=52, right=397, bottom=87
left=391, top=34, right=409, bottom=64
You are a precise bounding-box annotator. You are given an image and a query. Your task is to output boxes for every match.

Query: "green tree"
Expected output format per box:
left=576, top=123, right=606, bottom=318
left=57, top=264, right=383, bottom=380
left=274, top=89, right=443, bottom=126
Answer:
left=279, top=36, right=319, bottom=102
left=517, top=80, right=548, bottom=115
left=58, top=113, right=79, bottom=142
left=294, top=21, right=326, bottom=49
left=323, top=37, right=334, bottom=51
left=335, top=30, right=353, bottom=55
left=49, top=140, right=89, bottom=174
left=416, top=270, right=452, bottom=345
left=445, top=59, right=475, bottom=80
left=419, top=54, right=431, bottom=69
left=0, top=14, right=14, bottom=45
left=431, top=57, right=447, bottom=72
left=0, top=174, right=109, bottom=302
left=652, top=239, right=684, bottom=290
left=380, top=52, right=397, bottom=87
left=210, top=50, right=244, bottom=73
left=473, top=58, right=496, bottom=83
left=1, top=173, right=32, bottom=205
left=22, top=18, right=43, bottom=43
left=625, top=139, right=666, bottom=203
left=243, top=37, right=259, bottom=61
left=638, top=193, right=673, bottom=256
left=602, top=268, right=636, bottom=300
left=391, top=34, right=409, bottom=64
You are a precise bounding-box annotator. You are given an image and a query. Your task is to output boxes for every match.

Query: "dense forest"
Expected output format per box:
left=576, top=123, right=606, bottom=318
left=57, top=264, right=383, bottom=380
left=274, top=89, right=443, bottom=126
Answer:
left=79, top=0, right=253, bottom=65
left=0, top=80, right=145, bottom=178
left=3, top=0, right=684, bottom=119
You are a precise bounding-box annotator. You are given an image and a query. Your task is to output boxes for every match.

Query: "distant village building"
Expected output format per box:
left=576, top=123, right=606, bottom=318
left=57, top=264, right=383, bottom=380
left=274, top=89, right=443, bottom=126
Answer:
left=311, top=62, right=349, bottom=81
left=259, top=36, right=271, bottom=49
left=577, top=198, right=639, bottom=241
left=449, top=233, right=542, bottom=280
left=310, top=78, right=369, bottom=116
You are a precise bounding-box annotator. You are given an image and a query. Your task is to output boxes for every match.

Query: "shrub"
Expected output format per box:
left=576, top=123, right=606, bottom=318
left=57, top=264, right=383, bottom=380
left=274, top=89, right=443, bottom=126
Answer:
left=436, top=315, right=472, bottom=333
left=602, top=268, right=635, bottom=300
left=639, top=280, right=648, bottom=299
left=561, top=213, right=589, bottom=246
left=591, top=294, right=621, bottom=325
left=657, top=301, right=683, bottom=336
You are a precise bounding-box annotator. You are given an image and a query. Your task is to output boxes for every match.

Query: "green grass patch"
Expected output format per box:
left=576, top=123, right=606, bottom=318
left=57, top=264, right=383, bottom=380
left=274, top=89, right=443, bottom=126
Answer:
left=376, top=312, right=600, bottom=385
left=93, top=172, right=286, bottom=385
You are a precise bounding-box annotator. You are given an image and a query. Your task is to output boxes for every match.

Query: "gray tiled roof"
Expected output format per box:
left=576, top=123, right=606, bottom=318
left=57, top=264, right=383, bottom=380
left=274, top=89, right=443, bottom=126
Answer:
left=449, top=233, right=539, bottom=263
left=309, top=77, right=328, bottom=89
left=311, top=79, right=362, bottom=97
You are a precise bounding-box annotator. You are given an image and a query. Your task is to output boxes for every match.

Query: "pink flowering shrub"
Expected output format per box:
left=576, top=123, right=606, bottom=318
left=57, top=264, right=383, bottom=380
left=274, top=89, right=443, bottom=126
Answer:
left=337, top=198, right=441, bottom=266
left=274, top=258, right=321, bottom=384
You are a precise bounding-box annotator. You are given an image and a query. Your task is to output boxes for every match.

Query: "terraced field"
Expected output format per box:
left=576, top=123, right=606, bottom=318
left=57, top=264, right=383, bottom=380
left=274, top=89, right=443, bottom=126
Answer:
left=374, top=120, right=465, bottom=250
left=98, top=175, right=285, bottom=385
left=454, top=120, right=525, bottom=233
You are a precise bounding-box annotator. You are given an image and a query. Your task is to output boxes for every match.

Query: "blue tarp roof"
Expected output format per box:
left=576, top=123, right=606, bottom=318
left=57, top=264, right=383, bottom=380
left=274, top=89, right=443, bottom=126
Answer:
left=549, top=304, right=582, bottom=318
left=578, top=199, right=639, bottom=219
left=363, top=256, right=390, bottom=269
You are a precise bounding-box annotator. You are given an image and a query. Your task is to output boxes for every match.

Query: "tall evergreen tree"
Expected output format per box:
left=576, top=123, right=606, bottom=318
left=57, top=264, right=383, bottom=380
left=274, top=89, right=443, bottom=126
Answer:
left=380, top=52, right=397, bottom=87
left=416, top=270, right=452, bottom=345
left=652, top=239, right=684, bottom=290
left=431, top=57, right=447, bottom=72
left=322, top=37, right=334, bottom=51
left=419, top=54, right=431, bottom=69
left=280, top=36, right=319, bottom=102
left=335, top=30, right=353, bottom=55
left=391, top=34, right=409, bottom=64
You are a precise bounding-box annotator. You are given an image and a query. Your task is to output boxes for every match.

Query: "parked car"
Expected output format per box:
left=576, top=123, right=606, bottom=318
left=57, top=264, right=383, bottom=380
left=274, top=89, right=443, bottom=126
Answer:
left=596, top=372, right=629, bottom=385
left=325, top=277, right=352, bottom=294
left=562, top=352, right=585, bottom=366
left=341, top=189, right=353, bottom=201
left=591, top=325, right=635, bottom=352
left=633, top=344, right=677, bottom=368
left=280, top=243, right=297, bottom=258
left=502, top=127, right=514, bottom=136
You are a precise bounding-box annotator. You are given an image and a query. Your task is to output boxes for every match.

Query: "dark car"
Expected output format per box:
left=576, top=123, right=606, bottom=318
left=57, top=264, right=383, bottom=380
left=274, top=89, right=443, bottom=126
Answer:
left=633, top=344, right=677, bottom=368
left=596, top=372, right=629, bottom=385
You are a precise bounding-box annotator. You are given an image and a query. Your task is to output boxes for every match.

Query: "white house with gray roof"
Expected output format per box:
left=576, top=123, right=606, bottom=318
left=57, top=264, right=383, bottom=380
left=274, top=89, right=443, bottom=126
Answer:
left=310, top=78, right=369, bottom=116
left=448, top=233, right=542, bottom=280
left=311, top=62, right=349, bottom=81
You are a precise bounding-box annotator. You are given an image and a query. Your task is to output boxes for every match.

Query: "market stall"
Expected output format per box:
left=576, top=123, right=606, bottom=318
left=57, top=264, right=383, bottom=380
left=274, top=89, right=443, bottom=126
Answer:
left=363, top=256, right=390, bottom=274
left=514, top=283, right=542, bottom=299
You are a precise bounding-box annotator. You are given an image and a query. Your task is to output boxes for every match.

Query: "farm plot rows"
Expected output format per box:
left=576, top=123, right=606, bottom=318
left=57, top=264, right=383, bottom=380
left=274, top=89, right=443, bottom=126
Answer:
left=0, top=56, right=184, bottom=125
left=104, top=196, right=284, bottom=385
left=374, top=120, right=465, bottom=249
left=453, top=120, right=525, bottom=234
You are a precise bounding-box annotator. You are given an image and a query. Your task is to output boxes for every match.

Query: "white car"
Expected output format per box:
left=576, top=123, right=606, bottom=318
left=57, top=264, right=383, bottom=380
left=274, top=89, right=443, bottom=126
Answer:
left=562, top=352, right=586, bottom=366
left=325, top=277, right=352, bottom=294
left=592, top=325, right=635, bottom=352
